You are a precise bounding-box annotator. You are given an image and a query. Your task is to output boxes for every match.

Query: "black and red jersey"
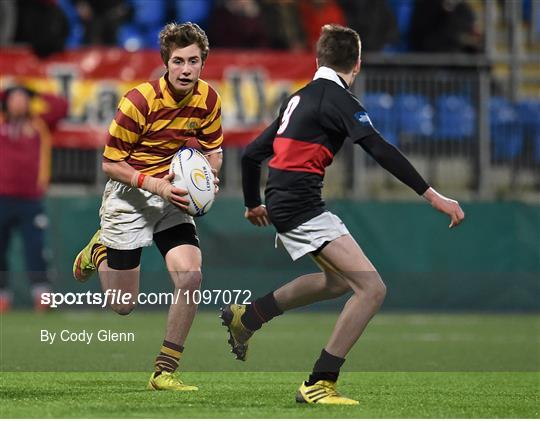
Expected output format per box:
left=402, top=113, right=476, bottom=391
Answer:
left=242, top=66, right=429, bottom=233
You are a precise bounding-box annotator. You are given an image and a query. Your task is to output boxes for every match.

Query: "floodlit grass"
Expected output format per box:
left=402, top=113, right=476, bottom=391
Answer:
left=1, top=310, right=538, bottom=417
left=1, top=371, right=538, bottom=418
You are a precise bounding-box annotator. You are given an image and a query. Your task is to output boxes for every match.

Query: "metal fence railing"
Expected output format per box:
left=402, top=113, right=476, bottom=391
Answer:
left=344, top=59, right=537, bottom=201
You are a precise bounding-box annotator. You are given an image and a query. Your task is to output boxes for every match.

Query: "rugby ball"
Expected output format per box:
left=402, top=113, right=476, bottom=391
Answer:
left=169, top=148, right=215, bottom=217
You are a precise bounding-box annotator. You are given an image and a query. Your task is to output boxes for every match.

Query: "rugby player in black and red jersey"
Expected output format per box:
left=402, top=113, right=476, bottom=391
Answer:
left=221, top=24, right=465, bottom=405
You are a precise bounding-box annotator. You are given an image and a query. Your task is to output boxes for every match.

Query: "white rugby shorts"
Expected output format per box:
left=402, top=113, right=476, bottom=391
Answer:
left=275, top=211, right=350, bottom=261
left=99, top=180, right=193, bottom=250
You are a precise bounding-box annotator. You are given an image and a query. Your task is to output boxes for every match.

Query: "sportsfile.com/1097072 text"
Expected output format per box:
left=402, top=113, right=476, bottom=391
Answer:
left=40, top=289, right=252, bottom=308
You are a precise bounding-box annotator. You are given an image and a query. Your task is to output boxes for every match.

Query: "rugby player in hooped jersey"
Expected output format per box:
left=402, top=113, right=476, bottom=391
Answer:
left=72, top=22, right=223, bottom=391
left=222, top=24, right=465, bottom=405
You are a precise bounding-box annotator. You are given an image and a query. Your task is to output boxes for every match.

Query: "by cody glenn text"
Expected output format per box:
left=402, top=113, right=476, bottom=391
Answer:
left=40, top=329, right=135, bottom=345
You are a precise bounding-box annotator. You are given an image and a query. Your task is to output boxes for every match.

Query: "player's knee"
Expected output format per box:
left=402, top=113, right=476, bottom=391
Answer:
left=326, top=280, right=351, bottom=297
left=366, top=278, right=386, bottom=306
left=111, top=302, right=137, bottom=315
left=172, top=269, right=202, bottom=291
left=349, top=271, right=386, bottom=305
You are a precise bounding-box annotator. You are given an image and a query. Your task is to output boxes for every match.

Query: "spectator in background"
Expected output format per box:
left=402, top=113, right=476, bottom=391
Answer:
left=259, top=0, right=307, bottom=50
left=207, top=0, right=271, bottom=49
left=0, top=87, right=68, bottom=312
left=14, top=0, right=69, bottom=57
left=298, top=0, right=346, bottom=50
left=74, top=0, right=132, bottom=45
left=409, top=0, right=482, bottom=53
left=338, top=0, right=400, bottom=52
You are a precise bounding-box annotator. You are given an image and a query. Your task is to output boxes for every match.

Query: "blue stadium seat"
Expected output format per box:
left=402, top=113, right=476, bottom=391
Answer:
left=517, top=98, right=540, bottom=127
left=536, top=3, right=540, bottom=36
left=118, top=24, right=144, bottom=51
left=489, top=97, right=524, bottom=160
left=362, top=93, right=398, bottom=146
left=174, top=0, right=213, bottom=27
left=435, top=95, right=476, bottom=139
left=522, top=0, right=532, bottom=22
left=120, top=0, right=166, bottom=49
left=394, top=94, right=434, bottom=137
left=517, top=99, right=540, bottom=162
left=130, top=0, right=165, bottom=27
left=143, top=25, right=162, bottom=49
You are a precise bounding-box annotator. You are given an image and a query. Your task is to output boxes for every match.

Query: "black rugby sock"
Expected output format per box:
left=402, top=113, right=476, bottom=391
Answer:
left=241, top=291, right=283, bottom=331
left=306, top=348, right=345, bottom=385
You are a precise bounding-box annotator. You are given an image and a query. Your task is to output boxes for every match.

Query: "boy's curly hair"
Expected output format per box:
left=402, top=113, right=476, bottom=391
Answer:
left=159, top=22, right=209, bottom=64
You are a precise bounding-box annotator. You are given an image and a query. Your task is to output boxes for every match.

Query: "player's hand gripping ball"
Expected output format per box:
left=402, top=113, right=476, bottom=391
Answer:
left=169, top=147, right=215, bottom=217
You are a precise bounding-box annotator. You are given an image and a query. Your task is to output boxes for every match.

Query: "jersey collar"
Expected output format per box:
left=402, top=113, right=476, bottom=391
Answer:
left=313, top=66, right=349, bottom=90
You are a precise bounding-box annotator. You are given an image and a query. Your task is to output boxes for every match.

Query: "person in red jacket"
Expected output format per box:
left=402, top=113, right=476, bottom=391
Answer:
left=0, top=86, right=68, bottom=312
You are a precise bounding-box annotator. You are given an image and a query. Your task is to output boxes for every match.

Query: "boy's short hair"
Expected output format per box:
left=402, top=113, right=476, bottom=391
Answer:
left=316, top=24, right=361, bottom=73
left=159, top=22, right=210, bottom=64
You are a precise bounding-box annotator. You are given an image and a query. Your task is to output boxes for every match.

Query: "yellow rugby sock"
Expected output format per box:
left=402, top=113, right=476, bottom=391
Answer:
left=91, top=244, right=107, bottom=269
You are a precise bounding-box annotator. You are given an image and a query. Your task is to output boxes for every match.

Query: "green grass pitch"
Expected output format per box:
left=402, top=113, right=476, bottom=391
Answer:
left=1, top=310, right=539, bottom=418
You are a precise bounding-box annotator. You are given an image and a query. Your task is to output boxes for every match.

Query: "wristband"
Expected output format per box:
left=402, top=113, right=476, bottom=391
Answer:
left=137, top=173, right=146, bottom=188
left=130, top=171, right=147, bottom=189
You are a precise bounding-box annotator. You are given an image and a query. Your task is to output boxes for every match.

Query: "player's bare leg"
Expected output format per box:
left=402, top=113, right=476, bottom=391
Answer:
left=97, top=261, right=140, bottom=315
left=221, top=243, right=352, bottom=361
left=73, top=232, right=140, bottom=314
left=268, top=235, right=385, bottom=356
left=269, top=235, right=384, bottom=356
left=273, top=269, right=350, bottom=311
left=278, top=235, right=385, bottom=405
left=227, top=234, right=384, bottom=404
left=162, top=244, right=202, bottom=347
left=311, top=235, right=386, bottom=358
left=146, top=244, right=201, bottom=391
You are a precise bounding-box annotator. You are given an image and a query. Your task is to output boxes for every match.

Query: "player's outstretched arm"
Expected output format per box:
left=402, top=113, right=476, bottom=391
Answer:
left=423, top=187, right=465, bottom=228
left=245, top=205, right=270, bottom=227
left=357, top=134, right=465, bottom=228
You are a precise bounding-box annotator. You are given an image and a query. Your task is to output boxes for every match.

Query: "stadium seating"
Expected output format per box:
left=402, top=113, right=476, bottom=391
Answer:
left=517, top=98, right=540, bottom=126
left=362, top=93, right=399, bottom=146
left=434, top=95, right=476, bottom=140
left=522, top=0, right=532, bottom=22
left=394, top=94, right=434, bottom=137
left=517, top=98, right=540, bottom=162
left=174, top=0, right=212, bottom=27
left=536, top=4, right=540, bottom=37
left=129, top=0, right=166, bottom=48
left=489, top=96, right=524, bottom=160
left=117, top=24, right=144, bottom=52
left=130, top=0, right=165, bottom=27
